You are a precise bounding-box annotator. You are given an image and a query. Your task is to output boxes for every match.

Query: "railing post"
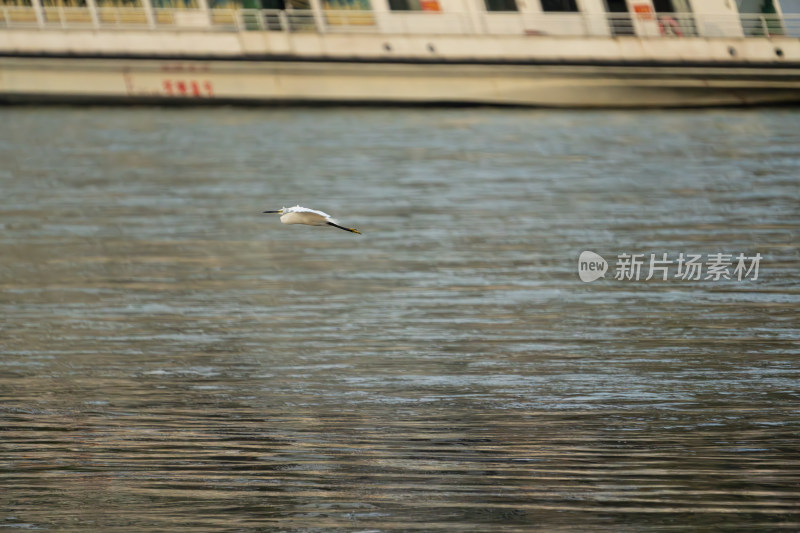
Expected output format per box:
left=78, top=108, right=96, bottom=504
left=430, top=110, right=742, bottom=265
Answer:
left=278, top=9, right=288, bottom=31
left=86, top=0, right=100, bottom=28
left=463, top=0, right=485, bottom=35
left=141, top=0, right=156, bottom=28
left=30, top=0, right=45, bottom=28
left=307, top=0, right=326, bottom=33
left=196, top=0, right=213, bottom=26
left=760, top=15, right=769, bottom=36
left=369, top=0, right=390, bottom=33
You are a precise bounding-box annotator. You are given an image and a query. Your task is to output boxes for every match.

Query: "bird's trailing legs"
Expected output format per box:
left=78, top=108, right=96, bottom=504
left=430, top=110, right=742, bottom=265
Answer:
left=326, top=222, right=361, bottom=234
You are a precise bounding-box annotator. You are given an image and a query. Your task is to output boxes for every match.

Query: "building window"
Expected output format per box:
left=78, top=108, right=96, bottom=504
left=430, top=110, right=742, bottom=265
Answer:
left=389, top=0, right=413, bottom=9
left=541, top=0, right=578, bottom=11
left=485, top=0, right=518, bottom=11
left=388, top=0, right=441, bottom=9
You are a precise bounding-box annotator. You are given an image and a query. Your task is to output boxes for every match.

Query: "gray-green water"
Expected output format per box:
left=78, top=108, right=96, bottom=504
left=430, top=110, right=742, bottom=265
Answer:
left=1, top=108, right=798, bottom=532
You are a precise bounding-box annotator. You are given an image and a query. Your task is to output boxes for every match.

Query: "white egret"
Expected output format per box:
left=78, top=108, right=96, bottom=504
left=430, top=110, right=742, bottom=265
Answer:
left=262, top=205, right=361, bottom=234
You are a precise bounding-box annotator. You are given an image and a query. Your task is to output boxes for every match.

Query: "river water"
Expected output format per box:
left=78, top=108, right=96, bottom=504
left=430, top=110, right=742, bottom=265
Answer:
left=0, top=107, right=798, bottom=532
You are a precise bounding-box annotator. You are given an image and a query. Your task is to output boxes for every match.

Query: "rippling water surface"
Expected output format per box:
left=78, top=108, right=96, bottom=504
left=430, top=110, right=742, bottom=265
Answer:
left=1, top=107, right=798, bottom=532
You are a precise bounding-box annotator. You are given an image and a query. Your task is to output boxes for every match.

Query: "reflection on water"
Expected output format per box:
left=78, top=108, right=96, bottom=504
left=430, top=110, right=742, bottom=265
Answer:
left=0, top=107, right=798, bottom=532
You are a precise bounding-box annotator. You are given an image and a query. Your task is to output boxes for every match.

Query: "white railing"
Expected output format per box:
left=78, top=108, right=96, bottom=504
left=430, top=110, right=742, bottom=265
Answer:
left=738, top=12, right=790, bottom=36
left=1, top=5, right=798, bottom=39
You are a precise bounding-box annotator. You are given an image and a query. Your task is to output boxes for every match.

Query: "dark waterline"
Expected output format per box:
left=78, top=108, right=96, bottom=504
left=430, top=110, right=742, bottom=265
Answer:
left=0, top=107, right=798, bottom=532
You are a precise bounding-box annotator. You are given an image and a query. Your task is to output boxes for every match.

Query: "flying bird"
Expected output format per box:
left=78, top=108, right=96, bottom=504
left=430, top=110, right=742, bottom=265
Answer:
left=263, top=205, right=361, bottom=234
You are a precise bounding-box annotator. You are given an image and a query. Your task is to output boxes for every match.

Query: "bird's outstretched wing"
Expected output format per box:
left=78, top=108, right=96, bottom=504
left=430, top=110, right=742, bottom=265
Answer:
left=284, top=205, right=333, bottom=219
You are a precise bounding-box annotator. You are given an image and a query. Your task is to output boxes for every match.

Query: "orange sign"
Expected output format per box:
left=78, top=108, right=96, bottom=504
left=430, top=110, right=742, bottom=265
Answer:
left=420, top=0, right=441, bottom=11
left=633, top=3, right=654, bottom=19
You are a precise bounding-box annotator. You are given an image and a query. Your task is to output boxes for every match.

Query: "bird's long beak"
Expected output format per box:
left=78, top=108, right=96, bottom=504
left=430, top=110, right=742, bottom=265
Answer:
left=263, top=210, right=282, bottom=214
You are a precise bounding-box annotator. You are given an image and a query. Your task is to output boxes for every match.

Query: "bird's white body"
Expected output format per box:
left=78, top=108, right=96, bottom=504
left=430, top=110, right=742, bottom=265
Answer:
left=279, top=206, right=336, bottom=226
left=263, top=205, right=361, bottom=234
